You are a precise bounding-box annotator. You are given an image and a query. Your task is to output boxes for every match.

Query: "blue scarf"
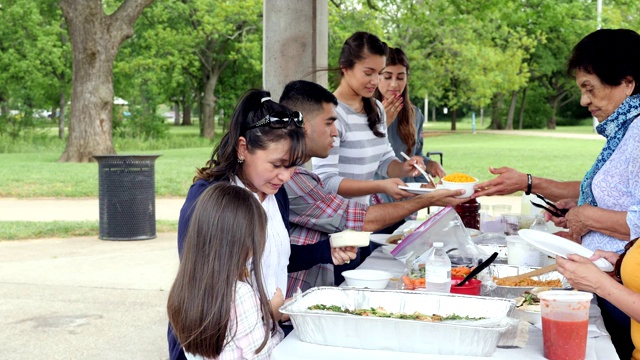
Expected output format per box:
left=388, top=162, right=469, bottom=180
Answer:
left=579, top=94, right=640, bottom=206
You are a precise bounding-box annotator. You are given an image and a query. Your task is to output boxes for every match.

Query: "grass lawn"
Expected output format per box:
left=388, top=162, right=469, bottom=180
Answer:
left=0, top=220, right=178, bottom=240
left=0, top=123, right=605, bottom=239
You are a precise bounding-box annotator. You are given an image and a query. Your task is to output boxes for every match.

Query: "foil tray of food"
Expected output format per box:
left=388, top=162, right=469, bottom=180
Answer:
left=486, top=264, right=570, bottom=299
left=280, top=286, right=515, bottom=357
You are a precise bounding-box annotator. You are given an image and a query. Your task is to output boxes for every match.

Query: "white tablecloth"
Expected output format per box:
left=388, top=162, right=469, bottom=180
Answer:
left=272, top=249, right=619, bottom=360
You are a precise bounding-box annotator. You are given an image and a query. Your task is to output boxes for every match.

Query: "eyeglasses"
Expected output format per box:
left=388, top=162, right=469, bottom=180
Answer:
left=614, top=238, right=638, bottom=282
left=529, top=193, right=569, bottom=218
left=246, top=111, right=304, bottom=132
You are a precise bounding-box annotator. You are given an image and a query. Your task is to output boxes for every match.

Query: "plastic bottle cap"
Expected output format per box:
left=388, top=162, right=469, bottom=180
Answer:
left=433, top=242, right=444, bottom=248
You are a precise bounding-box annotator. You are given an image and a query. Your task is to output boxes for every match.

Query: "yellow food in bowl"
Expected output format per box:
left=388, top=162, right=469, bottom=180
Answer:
left=442, top=172, right=476, bottom=183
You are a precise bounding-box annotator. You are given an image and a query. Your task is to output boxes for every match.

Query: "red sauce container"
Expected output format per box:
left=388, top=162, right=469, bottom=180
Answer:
left=538, top=290, right=592, bottom=360
left=449, top=277, right=482, bottom=295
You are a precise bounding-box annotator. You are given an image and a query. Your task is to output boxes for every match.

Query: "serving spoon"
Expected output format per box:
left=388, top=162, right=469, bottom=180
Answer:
left=455, top=252, right=499, bottom=287
left=400, top=151, right=435, bottom=184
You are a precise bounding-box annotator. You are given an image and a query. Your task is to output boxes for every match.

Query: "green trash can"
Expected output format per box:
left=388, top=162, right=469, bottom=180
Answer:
left=93, top=155, right=161, bottom=240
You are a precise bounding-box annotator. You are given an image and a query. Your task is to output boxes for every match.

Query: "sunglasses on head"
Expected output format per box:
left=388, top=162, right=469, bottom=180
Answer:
left=246, top=111, right=304, bottom=132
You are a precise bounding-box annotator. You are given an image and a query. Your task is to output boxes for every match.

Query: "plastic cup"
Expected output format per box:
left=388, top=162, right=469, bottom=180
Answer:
left=538, top=290, right=592, bottom=360
left=491, top=204, right=512, bottom=216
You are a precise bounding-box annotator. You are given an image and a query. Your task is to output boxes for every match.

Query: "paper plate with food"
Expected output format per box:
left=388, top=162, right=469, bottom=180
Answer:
left=398, top=182, right=440, bottom=194
left=513, top=287, right=552, bottom=325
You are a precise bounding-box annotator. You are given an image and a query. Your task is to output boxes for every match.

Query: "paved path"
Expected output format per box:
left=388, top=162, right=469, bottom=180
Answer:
left=0, top=233, right=178, bottom=360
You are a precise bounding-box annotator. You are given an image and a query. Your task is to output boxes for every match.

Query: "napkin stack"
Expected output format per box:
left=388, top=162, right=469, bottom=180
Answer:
left=497, top=318, right=530, bottom=348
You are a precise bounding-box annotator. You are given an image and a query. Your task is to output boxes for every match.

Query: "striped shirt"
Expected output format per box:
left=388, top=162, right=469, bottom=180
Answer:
left=312, top=100, right=397, bottom=205
left=285, top=167, right=367, bottom=298
left=185, top=281, right=283, bottom=360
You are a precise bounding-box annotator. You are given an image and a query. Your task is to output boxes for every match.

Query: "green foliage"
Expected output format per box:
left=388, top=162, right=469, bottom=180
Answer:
left=113, top=106, right=169, bottom=140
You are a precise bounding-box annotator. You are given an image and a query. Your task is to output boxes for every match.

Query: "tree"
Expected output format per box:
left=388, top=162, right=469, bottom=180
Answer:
left=58, top=0, right=154, bottom=162
left=0, top=0, right=70, bottom=138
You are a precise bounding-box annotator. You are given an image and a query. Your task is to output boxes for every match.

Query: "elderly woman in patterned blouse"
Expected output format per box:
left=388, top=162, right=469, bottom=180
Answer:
left=473, top=28, right=640, bottom=360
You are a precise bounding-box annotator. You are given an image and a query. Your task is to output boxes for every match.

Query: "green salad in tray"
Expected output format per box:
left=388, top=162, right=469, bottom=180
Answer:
left=307, top=304, right=485, bottom=322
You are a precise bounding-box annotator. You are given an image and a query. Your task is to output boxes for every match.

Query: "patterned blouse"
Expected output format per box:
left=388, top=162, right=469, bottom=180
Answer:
left=583, top=118, right=640, bottom=253
left=185, top=281, right=283, bottom=359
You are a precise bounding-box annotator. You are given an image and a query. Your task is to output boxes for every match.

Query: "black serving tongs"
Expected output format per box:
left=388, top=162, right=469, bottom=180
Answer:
left=529, top=193, right=568, bottom=218
left=455, top=252, right=498, bottom=287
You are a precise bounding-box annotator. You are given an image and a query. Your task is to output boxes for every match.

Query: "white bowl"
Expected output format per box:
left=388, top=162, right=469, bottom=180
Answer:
left=329, top=230, right=372, bottom=248
left=514, top=308, right=541, bottom=325
left=441, top=178, right=478, bottom=198
left=342, top=269, right=393, bottom=289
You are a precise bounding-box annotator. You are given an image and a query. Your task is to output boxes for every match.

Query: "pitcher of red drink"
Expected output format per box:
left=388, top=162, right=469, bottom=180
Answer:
left=454, top=198, right=480, bottom=230
left=538, top=290, right=593, bottom=360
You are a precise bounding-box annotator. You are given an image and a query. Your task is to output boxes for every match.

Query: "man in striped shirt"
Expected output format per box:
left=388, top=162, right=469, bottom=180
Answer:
left=279, top=80, right=466, bottom=298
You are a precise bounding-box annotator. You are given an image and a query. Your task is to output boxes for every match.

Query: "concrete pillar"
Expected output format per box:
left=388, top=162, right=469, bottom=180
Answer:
left=263, top=0, right=328, bottom=101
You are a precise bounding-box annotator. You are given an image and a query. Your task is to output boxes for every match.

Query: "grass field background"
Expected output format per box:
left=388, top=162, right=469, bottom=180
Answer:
left=0, top=120, right=605, bottom=239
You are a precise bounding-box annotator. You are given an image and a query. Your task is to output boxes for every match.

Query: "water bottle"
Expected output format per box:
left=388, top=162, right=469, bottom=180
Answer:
left=530, top=214, right=549, bottom=232
left=424, top=242, right=451, bottom=293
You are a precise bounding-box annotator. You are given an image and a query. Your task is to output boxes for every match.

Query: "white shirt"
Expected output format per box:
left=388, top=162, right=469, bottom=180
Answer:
left=234, top=177, right=290, bottom=295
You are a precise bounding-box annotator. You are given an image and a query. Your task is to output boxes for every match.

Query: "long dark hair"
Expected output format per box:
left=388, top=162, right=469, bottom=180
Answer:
left=338, top=31, right=389, bottom=137
left=167, top=183, right=275, bottom=358
left=374, top=47, right=416, bottom=153
left=195, top=89, right=306, bottom=183
left=568, top=28, right=640, bottom=95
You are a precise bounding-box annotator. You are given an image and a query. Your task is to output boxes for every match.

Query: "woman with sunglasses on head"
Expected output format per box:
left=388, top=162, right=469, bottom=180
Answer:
left=372, top=47, right=445, bottom=207
left=474, top=29, right=640, bottom=359
left=168, top=89, right=356, bottom=360
left=312, top=32, right=431, bottom=207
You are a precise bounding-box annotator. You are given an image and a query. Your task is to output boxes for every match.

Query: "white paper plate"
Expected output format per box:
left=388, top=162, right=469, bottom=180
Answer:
left=369, top=234, right=392, bottom=246
left=518, top=229, right=614, bottom=272
left=397, top=183, right=440, bottom=194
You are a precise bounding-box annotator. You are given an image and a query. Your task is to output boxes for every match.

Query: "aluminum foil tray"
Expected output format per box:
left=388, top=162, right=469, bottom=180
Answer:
left=487, top=264, right=570, bottom=299
left=280, top=286, right=515, bottom=357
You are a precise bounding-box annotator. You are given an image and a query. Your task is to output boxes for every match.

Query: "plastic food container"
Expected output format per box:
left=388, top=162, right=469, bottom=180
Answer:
left=506, top=235, right=541, bottom=266
left=328, top=230, right=372, bottom=248
left=280, top=287, right=515, bottom=357
left=450, top=277, right=482, bottom=295
left=487, top=264, right=569, bottom=299
left=539, top=290, right=592, bottom=360
left=342, top=269, right=393, bottom=289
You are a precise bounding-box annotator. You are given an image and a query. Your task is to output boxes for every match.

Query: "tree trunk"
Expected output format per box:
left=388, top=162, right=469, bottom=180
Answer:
left=518, top=87, right=528, bottom=130
left=58, top=92, right=66, bottom=139
left=506, top=90, right=518, bottom=130
left=202, top=73, right=219, bottom=139
left=490, top=94, right=504, bottom=130
left=431, top=106, right=436, bottom=122
left=548, top=95, right=560, bottom=129
left=182, top=99, right=192, bottom=126
left=451, top=109, right=457, bottom=131
left=173, top=101, right=180, bottom=126
left=58, top=0, right=154, bottom=162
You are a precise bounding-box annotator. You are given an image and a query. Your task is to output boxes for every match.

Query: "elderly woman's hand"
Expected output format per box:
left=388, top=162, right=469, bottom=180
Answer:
left=543, top=198, right=577, bottom=228
left=472, top=166, right=527, bottom=197
left=331, top=246, right=357, bottom=265
left=556, top=254, right=610, bottom=293
left=563, top=204, right=593, bottom=241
